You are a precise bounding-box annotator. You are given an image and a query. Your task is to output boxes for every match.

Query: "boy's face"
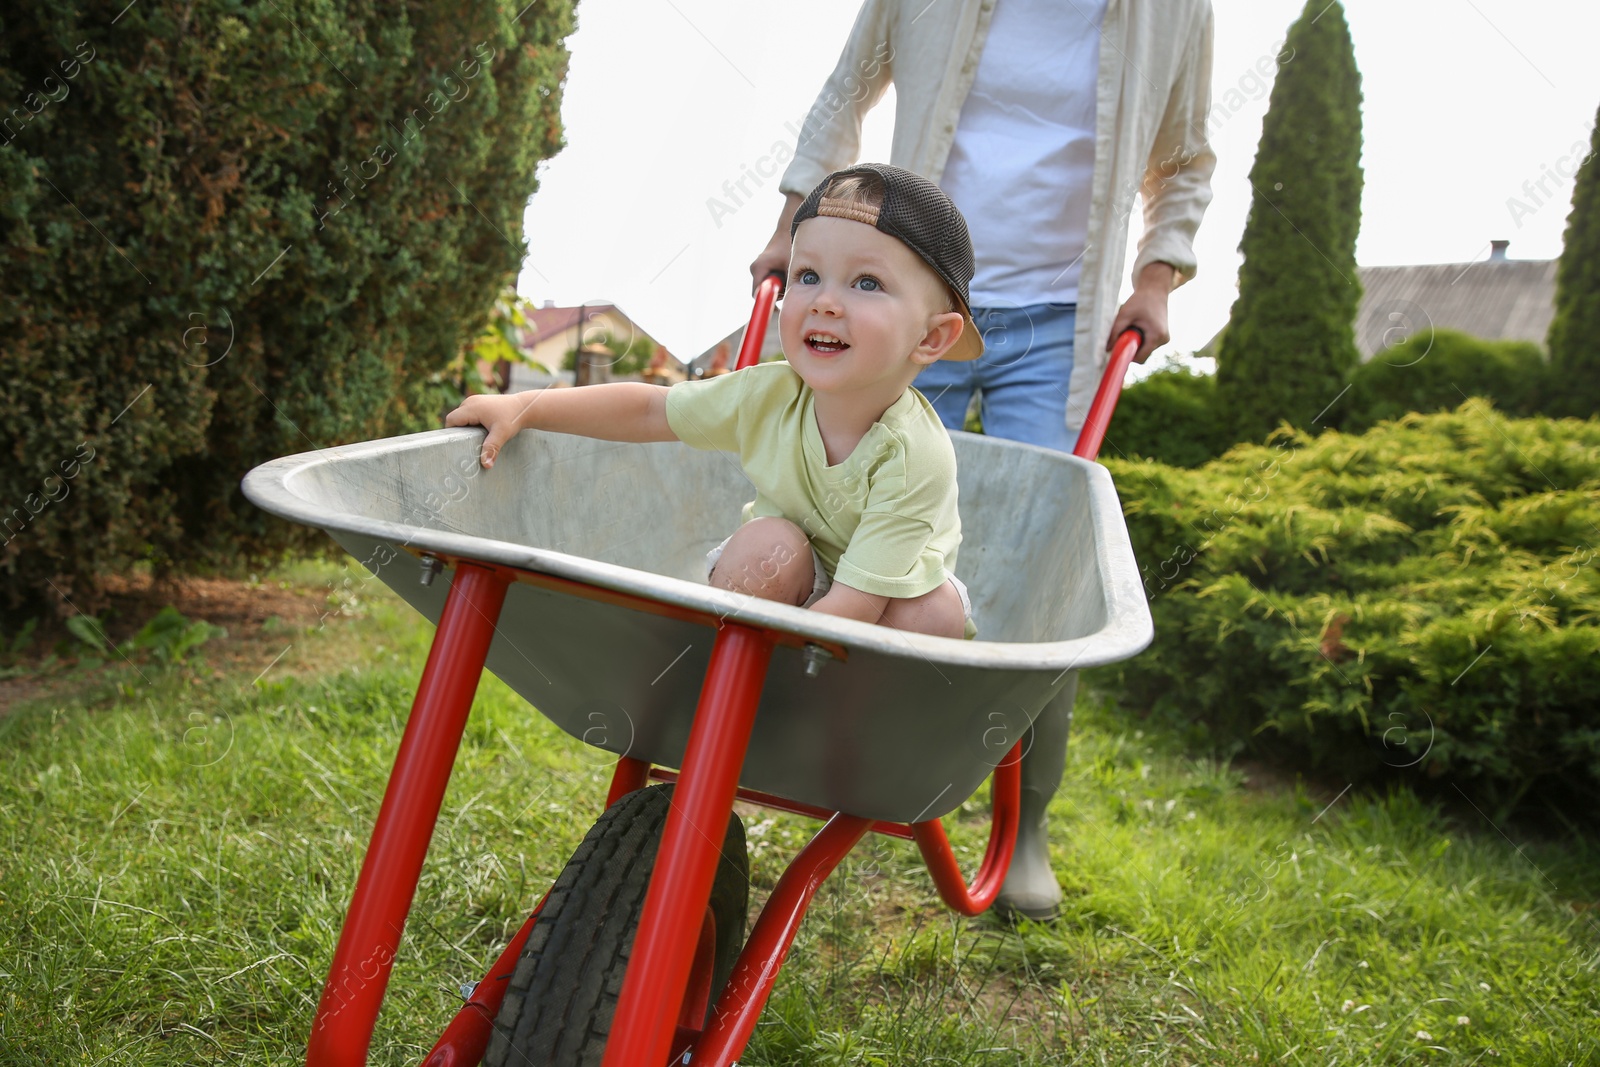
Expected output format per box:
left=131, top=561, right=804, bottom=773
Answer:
left=780, top=216, right=965, bottom=400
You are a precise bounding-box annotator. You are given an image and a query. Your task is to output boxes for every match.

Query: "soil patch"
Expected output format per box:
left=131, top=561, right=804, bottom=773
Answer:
left=1, top=572, right=344, bottom=711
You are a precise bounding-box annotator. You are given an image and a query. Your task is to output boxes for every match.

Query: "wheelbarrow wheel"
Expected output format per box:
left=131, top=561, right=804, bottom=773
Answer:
left=485, top=783, right=749, bottom=1067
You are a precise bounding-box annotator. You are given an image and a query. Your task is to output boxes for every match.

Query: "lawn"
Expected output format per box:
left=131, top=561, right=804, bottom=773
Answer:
left=1, top=561, right=1595, bottom=1065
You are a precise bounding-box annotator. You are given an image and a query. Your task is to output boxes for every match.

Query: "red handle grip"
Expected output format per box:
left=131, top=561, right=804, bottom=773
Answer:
left=1071, top=327, right=1143, bottom=462
left=736, top=274, right=784, bottom=371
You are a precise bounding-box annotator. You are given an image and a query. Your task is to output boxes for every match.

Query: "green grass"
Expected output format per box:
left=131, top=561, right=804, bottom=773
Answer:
left=1, top=562, right=1595, bottom=1065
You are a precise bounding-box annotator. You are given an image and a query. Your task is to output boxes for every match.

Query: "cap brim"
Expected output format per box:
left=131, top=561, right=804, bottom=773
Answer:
left=945, top=302, right=984, bottom=362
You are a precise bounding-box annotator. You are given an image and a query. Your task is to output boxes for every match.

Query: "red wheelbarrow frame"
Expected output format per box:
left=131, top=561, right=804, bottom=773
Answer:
left=300, top=276, right=1144, bottom=1067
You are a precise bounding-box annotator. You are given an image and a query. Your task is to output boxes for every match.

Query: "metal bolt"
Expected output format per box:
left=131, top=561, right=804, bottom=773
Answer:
left=801, top=643, right=833, bottom=678
left=419, top=554, right=443, bottom=586
left=459, top=980, right=477, bottom=1001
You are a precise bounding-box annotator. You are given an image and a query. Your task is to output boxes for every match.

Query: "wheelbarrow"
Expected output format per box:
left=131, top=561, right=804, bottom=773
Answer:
left=240, top=276, right=1153, bottom=1066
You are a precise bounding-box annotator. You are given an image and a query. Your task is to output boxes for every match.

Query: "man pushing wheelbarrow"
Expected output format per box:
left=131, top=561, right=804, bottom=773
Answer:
left=748, top=0, right=1217, bottom=922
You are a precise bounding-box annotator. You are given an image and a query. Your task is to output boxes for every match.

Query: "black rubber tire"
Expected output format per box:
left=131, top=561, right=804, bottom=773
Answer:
left=484, top=784, right=749, bottom=1067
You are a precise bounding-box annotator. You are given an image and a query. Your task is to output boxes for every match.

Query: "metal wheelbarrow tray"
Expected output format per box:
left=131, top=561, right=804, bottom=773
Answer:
left=241, top=286, right=1153, bottom=1066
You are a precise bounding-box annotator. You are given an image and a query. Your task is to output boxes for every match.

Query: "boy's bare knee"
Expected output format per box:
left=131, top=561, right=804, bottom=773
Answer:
left=709, top=518, right=814, bottom=606
left=744, top=516, right=809, bottom=549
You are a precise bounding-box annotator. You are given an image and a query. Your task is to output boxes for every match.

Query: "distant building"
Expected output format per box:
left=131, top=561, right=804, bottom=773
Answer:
left=516, top=302, right=639, bottom=374
left=1197, top=240, right=1558, bottom=362
left=640, top=345, right=690, bottom=386
left=1354, top=241, right=1556, bottom=359
left=689, top=307, right=783, bottom=378
left=505, top=301, right=688, bottom=391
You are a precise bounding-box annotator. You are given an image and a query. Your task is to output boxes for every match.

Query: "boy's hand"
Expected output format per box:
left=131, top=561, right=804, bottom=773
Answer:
left=446, top=382, right=677, bottom=462
left=444, top=393, right=531, bottom=469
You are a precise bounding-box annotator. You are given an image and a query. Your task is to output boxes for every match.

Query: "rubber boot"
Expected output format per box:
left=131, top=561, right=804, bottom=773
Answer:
left=992, top=672, right=1076, bottom=922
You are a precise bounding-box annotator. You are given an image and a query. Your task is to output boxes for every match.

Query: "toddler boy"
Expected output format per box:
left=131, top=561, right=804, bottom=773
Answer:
left=446, top=163, right=981, bottom=639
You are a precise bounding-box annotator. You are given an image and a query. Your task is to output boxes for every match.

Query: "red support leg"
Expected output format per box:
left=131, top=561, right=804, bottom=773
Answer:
left=607, top=756, right=652, bottom=808
left=418, top=899, right=544, bottom=1067
left=911, top=742, right=1023, bottom=916
left=691, top=812, right=871, bottom=1067
left=600, top=624, right=774, bottom=1067
left=305, top=563, right=511, bottom=1067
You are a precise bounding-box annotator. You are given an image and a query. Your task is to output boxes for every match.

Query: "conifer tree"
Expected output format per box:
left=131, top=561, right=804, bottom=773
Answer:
left=1216, top=0, right=1364, bottom=440
left=1546, top=101, right=1600, bottom=418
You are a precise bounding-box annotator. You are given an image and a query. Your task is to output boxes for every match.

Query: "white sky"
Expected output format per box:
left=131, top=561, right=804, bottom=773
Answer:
left=517, top=0, right=1600, bottom=374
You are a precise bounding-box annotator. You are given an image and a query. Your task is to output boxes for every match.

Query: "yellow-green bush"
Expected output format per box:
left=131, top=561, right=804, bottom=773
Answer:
left=1101, top=402, right=1600, bottom=809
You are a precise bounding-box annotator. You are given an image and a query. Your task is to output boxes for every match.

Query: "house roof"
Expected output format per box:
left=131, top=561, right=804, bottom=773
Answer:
left=524, top=303, right=620, bottom=346
left=511, top=302, right=690, bottom=376
left=1353, top=256, right=1557, bottom=358
left=1195, top=248, right=1558, bottom=361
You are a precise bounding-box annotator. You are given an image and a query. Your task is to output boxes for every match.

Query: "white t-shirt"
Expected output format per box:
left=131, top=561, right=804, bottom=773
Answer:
left=939, top=0, right=1108, bottom=306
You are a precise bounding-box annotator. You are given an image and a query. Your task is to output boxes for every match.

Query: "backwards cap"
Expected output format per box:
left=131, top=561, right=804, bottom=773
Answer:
left=791, top=163, right=983, bottom=362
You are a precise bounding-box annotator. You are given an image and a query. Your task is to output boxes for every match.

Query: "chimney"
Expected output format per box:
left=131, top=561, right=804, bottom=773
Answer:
left=1489, top=240, right=1510, bottom=262
left=542, top=299, right=556, bottom=309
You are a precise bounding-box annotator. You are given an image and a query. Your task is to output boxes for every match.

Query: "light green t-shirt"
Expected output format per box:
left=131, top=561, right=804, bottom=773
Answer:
left=666, top=361, right=964, bottom=603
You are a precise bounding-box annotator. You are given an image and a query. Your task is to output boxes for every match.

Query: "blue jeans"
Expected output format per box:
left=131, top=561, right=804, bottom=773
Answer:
left=913, top=303, right=1079, bottom=454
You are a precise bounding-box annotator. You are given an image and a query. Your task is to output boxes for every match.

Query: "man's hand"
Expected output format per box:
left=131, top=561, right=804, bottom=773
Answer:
left=1107, top=261, right=1176, bottom=363
left=750, top=192, right=805, bottom=295
left=444, top=392, right=531, bottom=469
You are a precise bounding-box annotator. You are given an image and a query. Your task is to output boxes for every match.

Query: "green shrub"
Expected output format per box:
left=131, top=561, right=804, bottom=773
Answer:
left=1100, top=403, right=1600, bottom=810
left=1104, top=366, right=1229, bottom=467
left=0, top=0, right=573, bottom=620
left=564, top=334, right=656, bottom=378
left=1337, top=329, right=1549, bottom=432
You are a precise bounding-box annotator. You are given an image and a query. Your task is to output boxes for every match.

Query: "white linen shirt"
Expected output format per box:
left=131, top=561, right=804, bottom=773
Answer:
left=779, top=0, right=1217, bottom=431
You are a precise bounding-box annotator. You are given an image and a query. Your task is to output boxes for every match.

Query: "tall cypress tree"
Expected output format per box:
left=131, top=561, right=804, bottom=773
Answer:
left=1546, top=102, right=1600, bottom=418
left=1216, top=0, right=1364, bottom=440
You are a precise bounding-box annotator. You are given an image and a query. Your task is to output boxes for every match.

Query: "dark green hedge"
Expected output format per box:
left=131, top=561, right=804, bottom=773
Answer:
left=1, top=0, right=572, bottom=619
left=1335, top=329, right=1549, bottom=433
left=1104, top=366, right=1230, bottom=468
left=1114, top=331, right=1555, bottom=469
left=1100, top=404, right=1600, bottom=811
